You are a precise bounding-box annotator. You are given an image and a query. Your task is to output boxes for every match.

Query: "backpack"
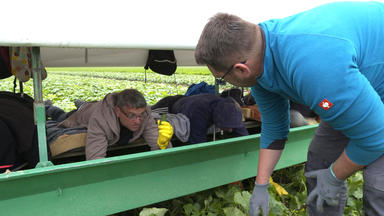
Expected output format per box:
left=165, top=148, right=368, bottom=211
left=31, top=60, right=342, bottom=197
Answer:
left=10, top=47, right=47, bottom=82
left=0, top=91, right=39, bottom=171
left=185, top=81, right=215, bottom=96
left=0, top=47, right=11, bottom=79
left=220, top=88, right=245, bottom=106
left=144, top=50, right=177, bottom=76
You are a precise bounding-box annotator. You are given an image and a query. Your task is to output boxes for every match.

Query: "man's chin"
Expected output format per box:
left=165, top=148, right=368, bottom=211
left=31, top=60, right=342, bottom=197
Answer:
left=239, top=83, right=255, bottom=87
left=128, top=126, right=139, bottom=131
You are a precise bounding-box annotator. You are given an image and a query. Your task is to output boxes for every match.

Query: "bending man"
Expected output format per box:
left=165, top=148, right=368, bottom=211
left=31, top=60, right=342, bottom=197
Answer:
left=195, top=2, right=384, bottom=215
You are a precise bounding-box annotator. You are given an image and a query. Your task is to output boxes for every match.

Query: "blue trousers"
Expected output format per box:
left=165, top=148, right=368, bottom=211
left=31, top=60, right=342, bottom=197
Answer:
left=46, top=105, right=76, bottom=122
left=305, top=121, right=384, bottom=216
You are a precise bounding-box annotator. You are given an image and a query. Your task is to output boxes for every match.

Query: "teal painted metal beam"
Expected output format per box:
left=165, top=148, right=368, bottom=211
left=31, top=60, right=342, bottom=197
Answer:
left=31, top=47, right=52, bottom=167
left=0, top=125, right=317, bottom=216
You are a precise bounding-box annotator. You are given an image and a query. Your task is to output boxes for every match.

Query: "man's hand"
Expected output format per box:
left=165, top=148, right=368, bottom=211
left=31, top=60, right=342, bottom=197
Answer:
left=305, top=166, right=347, bottom=213
left=249, top=182, right=269, bottom=216
left=157, top=120, right=173, bottom=149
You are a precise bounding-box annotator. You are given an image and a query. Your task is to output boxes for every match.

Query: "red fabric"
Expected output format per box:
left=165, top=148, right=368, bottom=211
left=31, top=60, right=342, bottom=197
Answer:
left=0, top=164, right=13, bottom=169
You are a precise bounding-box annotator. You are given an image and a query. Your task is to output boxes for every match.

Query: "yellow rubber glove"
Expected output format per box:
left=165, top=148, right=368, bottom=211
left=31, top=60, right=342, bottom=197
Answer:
left=157, top=120, right=173, bottom=150
left=269, top=176, right=288, bottom=196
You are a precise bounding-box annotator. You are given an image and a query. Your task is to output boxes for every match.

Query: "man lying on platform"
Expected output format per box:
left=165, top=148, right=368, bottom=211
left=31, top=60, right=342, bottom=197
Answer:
left=46, top=89, right=173, bottom=160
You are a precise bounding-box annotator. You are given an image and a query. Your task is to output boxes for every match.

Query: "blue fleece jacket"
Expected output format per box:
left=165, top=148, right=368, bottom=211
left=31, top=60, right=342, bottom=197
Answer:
left=172, top=94, right=248, bottom=144
left=252, top=1, right=384, bottom=165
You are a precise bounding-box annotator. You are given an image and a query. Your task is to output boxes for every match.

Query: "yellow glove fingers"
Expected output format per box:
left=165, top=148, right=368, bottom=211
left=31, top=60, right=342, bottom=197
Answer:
left=269, top=177, right=288, bottom=196
left=157, top=119, right=173, bottom=150
left=158, top=124, right=172, bottom=129
left=159, top=125, right=173, bottom=133
left=159, top=128, right=173, bottom=135
left=159, top=134, right=172, bottom=140
left=159, top=121, right=171, bottom=126
left=158, top=120, right=174, bottom=137
left=158, top=137, right=169, bottom=143
left=158, top=136, right=169, bottom=149
left=157, top=120, right=171, bottom=126
left=159, top=123, right=173, bottom=129
left=158, top=143, right=167, bottom=150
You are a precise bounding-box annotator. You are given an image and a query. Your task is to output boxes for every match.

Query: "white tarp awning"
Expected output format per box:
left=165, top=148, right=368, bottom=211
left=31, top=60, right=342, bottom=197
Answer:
left=0, top=0, right=377, bottom=66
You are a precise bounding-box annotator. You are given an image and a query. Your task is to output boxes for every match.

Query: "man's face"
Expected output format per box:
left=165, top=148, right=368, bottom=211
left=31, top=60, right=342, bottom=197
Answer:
left=115, top=106, right=147, bottom=132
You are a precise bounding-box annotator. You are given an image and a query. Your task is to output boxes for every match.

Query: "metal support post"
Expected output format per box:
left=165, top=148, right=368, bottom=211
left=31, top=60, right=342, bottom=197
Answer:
left=31, top=47, right=53, bottom=168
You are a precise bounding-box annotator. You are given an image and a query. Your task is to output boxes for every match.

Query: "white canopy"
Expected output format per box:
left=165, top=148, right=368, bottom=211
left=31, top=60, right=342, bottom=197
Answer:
left=0, top=0, right=377, bottom=66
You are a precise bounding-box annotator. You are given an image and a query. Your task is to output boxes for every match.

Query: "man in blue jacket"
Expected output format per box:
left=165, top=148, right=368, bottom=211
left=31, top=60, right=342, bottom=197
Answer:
left=195, top=1, right=384, bottom=215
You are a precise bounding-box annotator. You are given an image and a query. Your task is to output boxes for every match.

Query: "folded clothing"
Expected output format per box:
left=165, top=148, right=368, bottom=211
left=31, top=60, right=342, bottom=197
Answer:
left=46, top=120, right=87, bottom=157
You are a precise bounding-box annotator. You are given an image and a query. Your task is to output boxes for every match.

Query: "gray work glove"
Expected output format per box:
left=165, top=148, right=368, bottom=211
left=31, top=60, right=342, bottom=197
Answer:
left=305, top=167, right=347, bottom=213
left=249, top=182, right=269, bottom=216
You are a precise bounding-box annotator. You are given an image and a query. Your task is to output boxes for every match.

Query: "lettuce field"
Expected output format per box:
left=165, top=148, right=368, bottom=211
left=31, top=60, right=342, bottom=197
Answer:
left=0, top=67, right=217, bottom=111
left=0, top=67, right=363, bottom=216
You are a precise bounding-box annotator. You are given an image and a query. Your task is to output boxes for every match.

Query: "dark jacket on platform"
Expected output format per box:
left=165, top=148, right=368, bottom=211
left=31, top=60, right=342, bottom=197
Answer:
left=171, top=94, right=248, bottom=144
left=0, top=92, right=39, bottom=171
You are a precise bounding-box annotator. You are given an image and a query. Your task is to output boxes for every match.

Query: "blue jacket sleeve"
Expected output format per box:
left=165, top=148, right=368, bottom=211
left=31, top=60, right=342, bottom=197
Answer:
left=251, top=85, right=290, bottom=149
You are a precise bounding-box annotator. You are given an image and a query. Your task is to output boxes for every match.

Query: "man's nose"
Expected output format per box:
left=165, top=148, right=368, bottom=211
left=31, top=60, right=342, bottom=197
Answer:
left=134, top=117, right=142, bottom=124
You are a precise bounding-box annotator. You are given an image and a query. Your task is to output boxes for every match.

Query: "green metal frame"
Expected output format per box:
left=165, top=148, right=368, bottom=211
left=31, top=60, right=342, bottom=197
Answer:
left=31, top=47, right=53, bottom=168
left=0, top=124, right=317, bottom=216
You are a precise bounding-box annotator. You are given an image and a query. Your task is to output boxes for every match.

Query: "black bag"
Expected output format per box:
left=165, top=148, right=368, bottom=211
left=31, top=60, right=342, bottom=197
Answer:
left=0, top=47, right=12, bottom=79
left=0, top=91, right=39, bottom=171
left=144, top=50, right=177, bottom=76
left=221, top=88, right=245, bottom=106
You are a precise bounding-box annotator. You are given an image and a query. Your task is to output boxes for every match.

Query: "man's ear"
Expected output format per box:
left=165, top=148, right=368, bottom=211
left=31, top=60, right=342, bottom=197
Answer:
left=115, top=106, right=121, bottom=117
left=233, top=63, right=251, bottom=78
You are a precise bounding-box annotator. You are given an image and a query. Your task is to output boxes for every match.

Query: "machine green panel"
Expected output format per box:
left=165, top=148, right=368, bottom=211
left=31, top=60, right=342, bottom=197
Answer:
left=0, top=124, right=317, bottom=216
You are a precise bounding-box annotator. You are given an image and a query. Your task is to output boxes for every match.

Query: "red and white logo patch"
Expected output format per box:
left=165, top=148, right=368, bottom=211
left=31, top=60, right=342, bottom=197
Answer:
left=319, top=99, right=333, bottom=110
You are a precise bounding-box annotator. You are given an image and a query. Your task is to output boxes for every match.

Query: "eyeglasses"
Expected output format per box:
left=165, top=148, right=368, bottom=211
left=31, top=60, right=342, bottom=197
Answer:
left=121, top=109, right=147, bottom=121
left=217, top=60, right=247, bottom=83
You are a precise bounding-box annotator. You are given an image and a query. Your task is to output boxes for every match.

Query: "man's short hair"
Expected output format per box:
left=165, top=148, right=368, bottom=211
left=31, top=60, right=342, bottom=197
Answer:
left=195, top=13, right=257, bottom=71
left=115, top=89, right=147, bottom=109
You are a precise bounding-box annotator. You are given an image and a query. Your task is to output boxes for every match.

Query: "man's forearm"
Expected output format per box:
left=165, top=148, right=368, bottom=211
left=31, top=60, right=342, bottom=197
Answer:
left=256, top=149, right=283, bottom=184
left=332, top=150, right=364, bottom=180
left=85, top=133, right=108, bottom=160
